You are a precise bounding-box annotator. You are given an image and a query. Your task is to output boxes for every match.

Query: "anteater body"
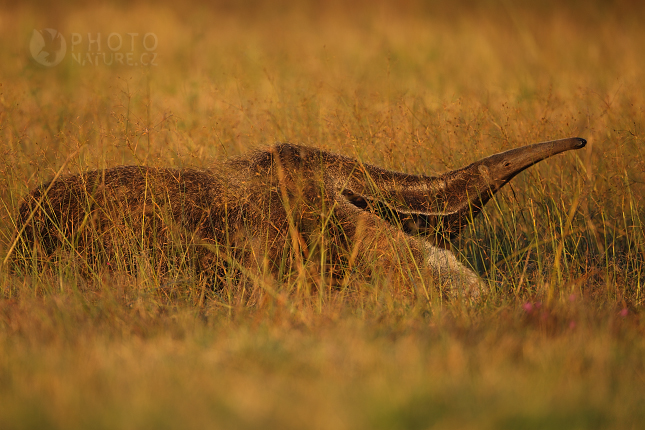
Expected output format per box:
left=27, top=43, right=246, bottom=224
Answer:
left=11, top=138, right=587, bottom=297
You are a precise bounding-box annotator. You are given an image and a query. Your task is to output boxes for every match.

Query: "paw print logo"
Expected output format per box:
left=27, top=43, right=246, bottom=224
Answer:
left=30, top=29, right=67, bottom=66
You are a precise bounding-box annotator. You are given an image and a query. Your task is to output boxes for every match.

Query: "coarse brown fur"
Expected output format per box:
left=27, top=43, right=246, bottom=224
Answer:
left=9, top=138, right=586, bottom=298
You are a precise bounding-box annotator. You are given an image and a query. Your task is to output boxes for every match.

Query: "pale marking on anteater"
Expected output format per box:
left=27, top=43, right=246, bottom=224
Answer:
left=7, top=137, right=587, bottom=298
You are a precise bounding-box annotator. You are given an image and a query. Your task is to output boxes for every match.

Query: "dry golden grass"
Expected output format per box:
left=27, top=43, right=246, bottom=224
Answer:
left=1, top=1, right=645, bottom=428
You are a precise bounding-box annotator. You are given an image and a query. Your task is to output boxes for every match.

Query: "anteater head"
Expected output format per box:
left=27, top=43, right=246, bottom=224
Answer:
left=428, top=137, right=587, bottom=242
left=354, top=137, right=587, bottom=247
left=458, top=137, right=587, bottom=196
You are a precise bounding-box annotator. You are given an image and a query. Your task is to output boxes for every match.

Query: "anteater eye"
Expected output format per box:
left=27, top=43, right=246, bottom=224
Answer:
left=504, top=162, right=512, bottom=167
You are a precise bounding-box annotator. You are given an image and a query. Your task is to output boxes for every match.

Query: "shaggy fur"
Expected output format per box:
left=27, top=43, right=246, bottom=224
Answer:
left=10, top=138, right=586, bottom=297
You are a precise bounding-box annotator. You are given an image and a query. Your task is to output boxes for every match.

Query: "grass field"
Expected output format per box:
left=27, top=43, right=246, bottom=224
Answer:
left=1, top=1, right=645, bottom=428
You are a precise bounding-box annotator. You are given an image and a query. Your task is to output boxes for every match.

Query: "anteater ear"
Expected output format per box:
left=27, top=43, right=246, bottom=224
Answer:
left=341, top=189, right=370, bottom=210
left=340, top=189, right=451, bottom=249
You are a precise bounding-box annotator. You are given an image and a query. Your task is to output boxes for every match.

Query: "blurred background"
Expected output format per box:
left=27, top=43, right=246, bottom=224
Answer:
left=2, top=0, right=644, bottom=289
left=2, top=2, right=645, bottom=429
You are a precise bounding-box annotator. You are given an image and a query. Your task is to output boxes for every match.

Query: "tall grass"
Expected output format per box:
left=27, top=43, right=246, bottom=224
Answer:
left=1, top=1, right=645, bottom=428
